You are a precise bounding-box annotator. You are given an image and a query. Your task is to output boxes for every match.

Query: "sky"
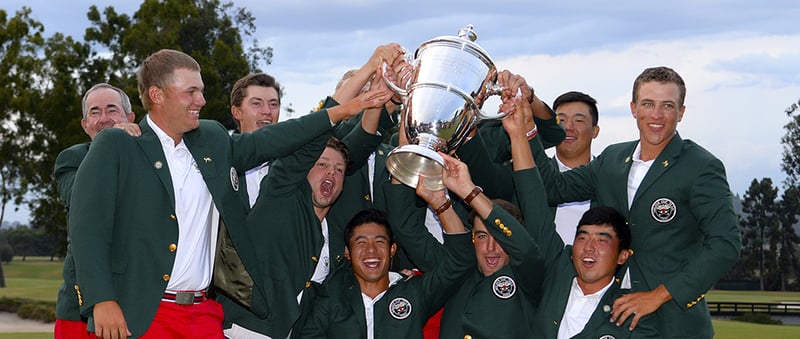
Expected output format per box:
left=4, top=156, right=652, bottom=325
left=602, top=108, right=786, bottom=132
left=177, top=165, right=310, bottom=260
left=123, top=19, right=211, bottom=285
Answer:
left=3, top=0, right=800, bottom=223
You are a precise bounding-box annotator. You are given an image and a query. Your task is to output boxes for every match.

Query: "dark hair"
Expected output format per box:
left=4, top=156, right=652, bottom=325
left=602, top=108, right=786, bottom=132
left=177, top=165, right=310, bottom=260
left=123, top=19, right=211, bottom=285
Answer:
left=468, top=199, right=524, bottom=229
left=230, top=73, right=281, bottom=108
left=553, top=91, right=599, bottom=126
left=632, top=66, right=686, bottom=107
left=576, top=206, right=631, bottom=251
left=326, top=137, right=350, bottom=172
left=344, top=208, right=393, bottom=247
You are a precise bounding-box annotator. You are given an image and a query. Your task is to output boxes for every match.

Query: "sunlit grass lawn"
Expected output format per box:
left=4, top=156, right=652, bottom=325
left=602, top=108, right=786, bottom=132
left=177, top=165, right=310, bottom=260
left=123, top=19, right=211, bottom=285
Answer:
left=0, top=257, right=61, bottom=302
left=0, top=333, right=51, bottom=339
left=714, top=319, right=800, bottom=338
left=707, top=289, right=800, bottom=303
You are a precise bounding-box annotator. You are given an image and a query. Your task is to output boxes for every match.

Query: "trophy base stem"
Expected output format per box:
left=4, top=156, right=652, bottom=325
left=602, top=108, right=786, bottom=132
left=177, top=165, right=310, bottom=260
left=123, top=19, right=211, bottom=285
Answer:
left=385, top=145, right=446, bottom=190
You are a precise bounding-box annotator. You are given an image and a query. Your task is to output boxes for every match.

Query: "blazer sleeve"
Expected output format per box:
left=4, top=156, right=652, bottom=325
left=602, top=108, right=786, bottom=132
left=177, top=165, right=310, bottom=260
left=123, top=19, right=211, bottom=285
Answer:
left=54, top=144, right=88, bottom=209
left=68, top=132, right=124, bottom=315
left=665, top=157, right=741, bottom=308
left=530, top=133, right=597, bottom=205
left=417, top=232, right=475, bottom=317
left=263, top=129, right=333, bottom=197
left=384, top=182, right=446, bottom=272
left=512, top=168, right=565, bottom=270
left=230, top=108, right=334, bottom=171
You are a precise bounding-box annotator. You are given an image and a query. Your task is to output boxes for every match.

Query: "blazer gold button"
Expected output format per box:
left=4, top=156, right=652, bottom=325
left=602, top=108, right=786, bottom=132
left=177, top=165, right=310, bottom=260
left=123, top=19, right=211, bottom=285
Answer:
left=312, top=256, right=318, bottom=262
left=494, top=219, right=501, bottom=225
left=170, top=214, right=177, bottom=220
left=168, top=243, right=177, bottom=252
left=464, top=335, right=472, bottom=339
left=305, top=281, right=311, bottom=288
left=162, top=274, right=170, bottom=281
left=364, top=194, right=371, bottom=201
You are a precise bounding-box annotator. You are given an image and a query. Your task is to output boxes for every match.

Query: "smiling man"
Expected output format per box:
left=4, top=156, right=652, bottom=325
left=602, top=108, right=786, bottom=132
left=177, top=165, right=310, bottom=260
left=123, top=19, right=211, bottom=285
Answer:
left=230, top=73, right=283, bottom=207
left=531, top=206, right=638, bottom=339
left=300, top=205, right=473, bottom=338
left=68, top=49, right=376, bottom=339
left=53, top=83, right=137, bottom=339
left=551, top=91, right=600, bottom=245
left=529, top=66, right=741, bottom=337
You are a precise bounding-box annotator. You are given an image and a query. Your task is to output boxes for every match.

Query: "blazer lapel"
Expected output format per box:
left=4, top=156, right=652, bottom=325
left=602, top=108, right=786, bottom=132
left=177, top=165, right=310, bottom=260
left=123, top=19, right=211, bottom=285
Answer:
left=577, top=280, right=619, bottom=336
left=631, top=133, right=683, bottom=205
left=136, top=118, right=176, bottom=206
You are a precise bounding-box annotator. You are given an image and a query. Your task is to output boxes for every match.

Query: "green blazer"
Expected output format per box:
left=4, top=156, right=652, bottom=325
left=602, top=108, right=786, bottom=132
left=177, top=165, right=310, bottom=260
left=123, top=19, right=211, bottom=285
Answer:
left=383, top=182, right=545, bottom=339
left=299, top=232, right=474, bottom=339
left=456, top=110, right=565, bottom=201
left=507, top=167, right=636, bottom=338
left=53, top=142, right=90, bottom=321
left=68, top=109, right=336, bottom=338
left=531, top=132, right=741, bottom=338
left=234, top=120, right=383, bottom=338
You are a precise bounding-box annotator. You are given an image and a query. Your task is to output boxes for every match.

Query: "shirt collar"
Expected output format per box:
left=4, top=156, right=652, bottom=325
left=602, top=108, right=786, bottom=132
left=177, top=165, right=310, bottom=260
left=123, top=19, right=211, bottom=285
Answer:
left=146, top=114, right=185, bottom=149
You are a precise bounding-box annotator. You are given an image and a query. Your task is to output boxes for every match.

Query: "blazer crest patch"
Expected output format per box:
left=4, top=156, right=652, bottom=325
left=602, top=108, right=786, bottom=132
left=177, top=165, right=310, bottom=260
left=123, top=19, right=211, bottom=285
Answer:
left=230, top=167, right=239, bottom=191
left=492, top=275, right=516, bottom=299
left=388, top=297, right=412, bottom=320
left=651, top=197, right=676, bottom=223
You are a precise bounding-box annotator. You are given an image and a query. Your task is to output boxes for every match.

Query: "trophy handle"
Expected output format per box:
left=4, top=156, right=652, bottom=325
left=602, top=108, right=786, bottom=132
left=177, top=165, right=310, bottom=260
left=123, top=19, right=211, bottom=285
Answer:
left=381, top=61, right=408, bottom=97
left=474, top=74, right=511, bottom=119
left=381, top=47, right=415, bottom=99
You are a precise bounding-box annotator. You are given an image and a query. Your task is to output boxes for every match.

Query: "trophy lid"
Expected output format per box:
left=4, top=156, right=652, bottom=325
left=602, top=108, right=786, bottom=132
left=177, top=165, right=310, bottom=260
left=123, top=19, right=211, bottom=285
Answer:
left=416, top=24, right=493, bottom=66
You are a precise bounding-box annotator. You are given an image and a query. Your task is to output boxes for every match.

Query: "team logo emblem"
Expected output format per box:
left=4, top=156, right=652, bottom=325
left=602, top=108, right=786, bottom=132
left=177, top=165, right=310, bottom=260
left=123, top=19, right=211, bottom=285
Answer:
left=230, top=167, right=239, bottom=191
left=650, top=198, right=676, bottom=223
left=599, top=335, right=616, bottom=339
left=388, top=297, right=412, bottom=320
left=492, top=275, right=516, bottom=299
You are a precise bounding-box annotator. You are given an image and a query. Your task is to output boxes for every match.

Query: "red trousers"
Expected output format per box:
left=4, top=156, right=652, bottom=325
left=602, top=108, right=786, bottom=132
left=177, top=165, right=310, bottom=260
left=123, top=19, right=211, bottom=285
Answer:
left=54, top=319, right=98, bottom=339
left=140, top=299, right=224, bottom=339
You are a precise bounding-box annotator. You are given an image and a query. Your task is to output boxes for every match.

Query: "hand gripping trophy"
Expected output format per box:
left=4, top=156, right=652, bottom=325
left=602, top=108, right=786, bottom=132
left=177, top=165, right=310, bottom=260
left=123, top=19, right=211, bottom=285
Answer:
left=383, top=25, right=507, bottom=190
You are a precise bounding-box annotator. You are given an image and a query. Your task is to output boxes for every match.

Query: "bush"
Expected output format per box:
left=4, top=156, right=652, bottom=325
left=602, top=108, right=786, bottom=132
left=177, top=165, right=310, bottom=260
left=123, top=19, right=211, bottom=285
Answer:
left=733, top=312, right=782, bottom=325
left=0, top=296, right=55, bottom=323
left=0, top=244, right=13, bottom=263
left=17, top=302, right=55, bottom=322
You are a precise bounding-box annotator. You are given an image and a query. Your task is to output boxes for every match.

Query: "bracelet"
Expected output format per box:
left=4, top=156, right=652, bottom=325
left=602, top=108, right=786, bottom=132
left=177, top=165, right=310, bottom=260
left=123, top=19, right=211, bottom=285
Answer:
left=390, top=97, right=402, bottom=105
left=434, top=199, right=452, bottom=215
left=526, top=125, right=538, bottom=140
left=463, top=186, right=483, bottom=205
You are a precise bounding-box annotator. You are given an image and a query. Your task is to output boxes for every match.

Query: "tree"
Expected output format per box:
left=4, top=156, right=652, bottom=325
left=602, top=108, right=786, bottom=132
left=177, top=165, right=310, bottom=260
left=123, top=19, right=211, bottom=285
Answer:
left=1, top=2, right=272, bottom=257
left=738, top=178, right=779, bottom=290
left=0, top=8, right=45, bottom=229
left=775, top=181, right=800, bottom=291
left=781, top=99, right=800, bottom=290
left=85, top=0, right=272, bottom=129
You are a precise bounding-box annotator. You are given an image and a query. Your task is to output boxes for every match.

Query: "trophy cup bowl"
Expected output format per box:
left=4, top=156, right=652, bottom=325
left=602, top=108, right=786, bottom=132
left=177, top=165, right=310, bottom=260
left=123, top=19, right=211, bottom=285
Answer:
left=384, top=25, right=505, bottom=190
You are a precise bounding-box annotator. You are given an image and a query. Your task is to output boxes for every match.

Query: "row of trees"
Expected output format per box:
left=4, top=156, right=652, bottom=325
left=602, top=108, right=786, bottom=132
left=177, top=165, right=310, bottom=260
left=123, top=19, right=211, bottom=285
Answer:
left=0, top=0, right=272, bottom=256
left=724, top=99, right=800, bottom=291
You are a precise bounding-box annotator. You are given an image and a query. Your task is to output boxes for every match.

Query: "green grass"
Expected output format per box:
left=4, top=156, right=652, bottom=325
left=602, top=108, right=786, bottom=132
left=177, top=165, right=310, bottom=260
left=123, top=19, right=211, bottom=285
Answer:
left=707, top=290, right=800, bottom=303
left=0, top=259, right=62, bottom=302
left=713, top=319, right=800, bottom=338
left=0, top=334, right=51, bottom=339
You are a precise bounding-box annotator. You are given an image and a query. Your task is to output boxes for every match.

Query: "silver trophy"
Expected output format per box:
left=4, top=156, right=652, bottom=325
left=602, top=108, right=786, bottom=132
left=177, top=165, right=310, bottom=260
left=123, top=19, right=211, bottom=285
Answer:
left=384, top=25, right=505, bottom=190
